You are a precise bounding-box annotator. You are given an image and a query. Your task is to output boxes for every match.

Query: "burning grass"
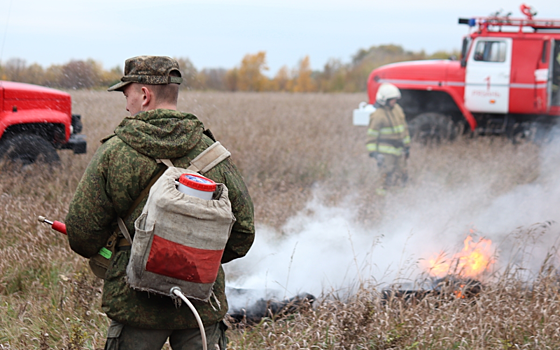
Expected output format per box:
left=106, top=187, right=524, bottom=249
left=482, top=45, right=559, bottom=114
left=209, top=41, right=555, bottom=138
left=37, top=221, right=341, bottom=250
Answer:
left=423, top=235, right=496, bottom=279
left=1, top=91, right=559, bottom=349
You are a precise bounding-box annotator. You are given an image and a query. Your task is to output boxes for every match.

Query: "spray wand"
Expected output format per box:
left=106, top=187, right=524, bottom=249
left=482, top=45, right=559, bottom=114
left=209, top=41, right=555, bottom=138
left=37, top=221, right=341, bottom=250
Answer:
left=38, top=216, right=67, bottom=234
left=36, top=216, right=208, bottom=350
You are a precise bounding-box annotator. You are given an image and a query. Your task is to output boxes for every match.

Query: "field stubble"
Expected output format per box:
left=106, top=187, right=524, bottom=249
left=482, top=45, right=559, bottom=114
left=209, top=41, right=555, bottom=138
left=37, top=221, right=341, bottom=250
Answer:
left=0, top=91, right=558, bottom=349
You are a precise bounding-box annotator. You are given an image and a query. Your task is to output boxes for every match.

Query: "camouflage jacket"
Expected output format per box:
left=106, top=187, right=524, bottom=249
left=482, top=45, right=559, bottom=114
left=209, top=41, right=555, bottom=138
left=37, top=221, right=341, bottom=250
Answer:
left=66, top=109, right=255, bottom=329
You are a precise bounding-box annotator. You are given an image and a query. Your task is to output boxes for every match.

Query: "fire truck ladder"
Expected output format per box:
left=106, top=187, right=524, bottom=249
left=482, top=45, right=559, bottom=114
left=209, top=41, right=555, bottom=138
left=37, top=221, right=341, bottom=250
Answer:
left=459, top=4, right=560, bottom=33
left=459, top=16, right=560, bottom=32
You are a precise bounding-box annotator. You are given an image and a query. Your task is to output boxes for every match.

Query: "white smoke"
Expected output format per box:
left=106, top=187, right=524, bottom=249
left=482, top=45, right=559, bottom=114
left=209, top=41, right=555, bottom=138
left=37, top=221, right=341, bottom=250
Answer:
left=225, top=134, right=560, bottom=307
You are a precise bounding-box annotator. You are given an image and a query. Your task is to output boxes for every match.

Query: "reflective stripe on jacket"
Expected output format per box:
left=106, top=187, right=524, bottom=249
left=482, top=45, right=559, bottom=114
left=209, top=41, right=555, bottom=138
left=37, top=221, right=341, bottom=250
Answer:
left=366, top=142, right=403, bottom=156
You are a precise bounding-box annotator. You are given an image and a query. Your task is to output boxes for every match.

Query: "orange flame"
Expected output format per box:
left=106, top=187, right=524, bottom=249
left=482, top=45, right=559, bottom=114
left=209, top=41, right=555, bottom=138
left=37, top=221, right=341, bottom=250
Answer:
left=454, top=284, right=466, bottom=299
left=423, top=235, right=495, bottom=278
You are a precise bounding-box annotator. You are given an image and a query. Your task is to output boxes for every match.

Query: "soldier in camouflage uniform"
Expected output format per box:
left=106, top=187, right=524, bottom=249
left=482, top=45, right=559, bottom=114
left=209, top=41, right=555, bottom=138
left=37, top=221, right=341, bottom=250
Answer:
left=65, top=56, right=255, bottom=350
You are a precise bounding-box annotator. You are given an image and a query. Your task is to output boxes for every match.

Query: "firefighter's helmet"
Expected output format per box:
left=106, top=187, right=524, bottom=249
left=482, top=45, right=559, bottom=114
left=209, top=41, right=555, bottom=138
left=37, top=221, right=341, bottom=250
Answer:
left=376, top=83, right=401, bottom=106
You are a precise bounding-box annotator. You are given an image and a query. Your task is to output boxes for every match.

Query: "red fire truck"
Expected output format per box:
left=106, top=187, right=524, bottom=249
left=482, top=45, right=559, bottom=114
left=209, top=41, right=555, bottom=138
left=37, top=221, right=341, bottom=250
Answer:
left=0, top=81, right=86, bottom=164
left=353, top=4, right=560, bottom=142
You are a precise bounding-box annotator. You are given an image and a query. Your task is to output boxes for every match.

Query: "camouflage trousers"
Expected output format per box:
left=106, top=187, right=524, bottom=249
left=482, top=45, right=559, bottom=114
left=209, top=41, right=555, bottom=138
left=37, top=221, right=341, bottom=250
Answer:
left=104, top=319, right=228, bottom=350
left=376, top=154, right=408, bottom=192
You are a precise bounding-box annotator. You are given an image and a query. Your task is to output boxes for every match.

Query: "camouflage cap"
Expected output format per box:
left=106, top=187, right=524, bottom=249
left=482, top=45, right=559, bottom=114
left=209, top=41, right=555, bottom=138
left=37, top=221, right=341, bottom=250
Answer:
left=108, top=56, right=183, bottom=92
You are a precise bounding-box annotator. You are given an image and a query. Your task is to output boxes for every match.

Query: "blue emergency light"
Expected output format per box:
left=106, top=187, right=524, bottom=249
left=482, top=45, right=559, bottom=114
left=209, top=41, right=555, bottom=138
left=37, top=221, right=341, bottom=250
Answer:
left=458, top=18, right=477, bottom=27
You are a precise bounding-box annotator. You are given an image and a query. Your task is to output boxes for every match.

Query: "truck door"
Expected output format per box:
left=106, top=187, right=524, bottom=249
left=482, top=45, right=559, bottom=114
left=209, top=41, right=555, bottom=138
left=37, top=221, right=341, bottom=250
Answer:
left=533, top=39, right=552, bottom=112
left=550, top=39, right=560, bottom=107
left=465, top=38, right=513, bottom=113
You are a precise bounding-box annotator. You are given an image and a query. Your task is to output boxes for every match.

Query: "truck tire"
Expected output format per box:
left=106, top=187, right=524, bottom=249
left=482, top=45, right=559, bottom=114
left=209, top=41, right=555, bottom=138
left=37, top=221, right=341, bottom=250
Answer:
left=0, top=134, right=60, bottom=165
left=408, top=113, right=457, bottom=144
left=529, top=119, right=553, bottom=145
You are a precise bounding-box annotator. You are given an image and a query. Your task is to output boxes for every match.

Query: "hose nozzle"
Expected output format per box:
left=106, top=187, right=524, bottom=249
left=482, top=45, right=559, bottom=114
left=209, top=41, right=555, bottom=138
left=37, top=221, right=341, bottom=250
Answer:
left=38, top=215, right=67, bottom=235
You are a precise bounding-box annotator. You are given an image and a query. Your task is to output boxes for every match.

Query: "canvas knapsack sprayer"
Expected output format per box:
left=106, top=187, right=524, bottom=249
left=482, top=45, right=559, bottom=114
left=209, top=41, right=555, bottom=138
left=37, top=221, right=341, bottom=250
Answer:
left=39, top=141, right=235, bottom=350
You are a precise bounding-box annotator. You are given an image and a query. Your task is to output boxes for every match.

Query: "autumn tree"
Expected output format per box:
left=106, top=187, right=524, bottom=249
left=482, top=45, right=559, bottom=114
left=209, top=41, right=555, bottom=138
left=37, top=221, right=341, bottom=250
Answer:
left=272, top=65, right=291, bottom=92
left=2, top=58, right=29, bottom=82
left=43, top=64, right=63, bottom=87
left=225, top=68, right=238, bottom=91
left=292, top=56, right=316, bottom=92
left=25, top=63, right=46, bottom=85
left=1, top=59, right=47, bottom=85
left=235, top=51, right=269, bottom=92
left=316, top=58, right=347, bottom=92
left=99, top=65, right=122, bottom=88
left=174, top=57, right=202, bottom=90
left=0, top=45, right=459, bottom=92
left=56, top=59, right=103, bottom=89
left=347, top=44, right=428, bottom=91
left=199, top=68, right=227, bottom=91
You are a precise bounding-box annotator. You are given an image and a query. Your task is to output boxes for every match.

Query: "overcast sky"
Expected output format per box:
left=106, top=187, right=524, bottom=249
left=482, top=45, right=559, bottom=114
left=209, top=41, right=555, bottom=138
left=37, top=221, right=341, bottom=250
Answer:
left=1, top=0, right=559, bottom=75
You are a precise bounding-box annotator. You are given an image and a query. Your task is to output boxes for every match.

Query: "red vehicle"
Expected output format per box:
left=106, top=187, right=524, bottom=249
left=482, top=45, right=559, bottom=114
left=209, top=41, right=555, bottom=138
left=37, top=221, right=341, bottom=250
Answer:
left=0, top=81, right=86, bottom=163
left=355, top=4, right=560, bottom=142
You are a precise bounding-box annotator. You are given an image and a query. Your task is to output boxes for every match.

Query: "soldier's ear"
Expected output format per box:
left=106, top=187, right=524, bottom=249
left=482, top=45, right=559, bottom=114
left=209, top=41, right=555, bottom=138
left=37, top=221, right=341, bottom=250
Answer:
left=141, top=86, right=151, bottom=107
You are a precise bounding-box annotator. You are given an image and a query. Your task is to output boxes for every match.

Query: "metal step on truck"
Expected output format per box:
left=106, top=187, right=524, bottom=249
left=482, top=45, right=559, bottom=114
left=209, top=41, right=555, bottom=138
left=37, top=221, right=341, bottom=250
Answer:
left=353, top=4, right=560, bottom=143
left=0, top=80, right=87, bottom=164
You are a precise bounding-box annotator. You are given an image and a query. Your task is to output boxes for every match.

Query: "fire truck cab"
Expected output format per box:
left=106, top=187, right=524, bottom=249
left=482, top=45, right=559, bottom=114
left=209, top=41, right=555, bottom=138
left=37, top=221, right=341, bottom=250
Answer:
left=354, top=4, right=560, bottom=142
left=0, top=81, right=87, bottom=164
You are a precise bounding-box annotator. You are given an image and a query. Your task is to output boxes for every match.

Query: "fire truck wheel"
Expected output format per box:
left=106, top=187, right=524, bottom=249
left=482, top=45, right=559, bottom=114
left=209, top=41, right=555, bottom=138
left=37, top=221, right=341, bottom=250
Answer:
left=529, top=120, right=553, bottom=145
left=0, top=134, right=60, bottom=165
left=408, top=113, right=456, bottom=144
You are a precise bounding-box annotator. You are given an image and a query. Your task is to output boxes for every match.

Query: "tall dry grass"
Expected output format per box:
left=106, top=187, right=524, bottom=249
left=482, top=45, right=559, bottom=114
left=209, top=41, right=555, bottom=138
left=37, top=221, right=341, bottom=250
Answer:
left=0, top=90, right=557, bottom=349
left=229, top=269, right=560, bottom=349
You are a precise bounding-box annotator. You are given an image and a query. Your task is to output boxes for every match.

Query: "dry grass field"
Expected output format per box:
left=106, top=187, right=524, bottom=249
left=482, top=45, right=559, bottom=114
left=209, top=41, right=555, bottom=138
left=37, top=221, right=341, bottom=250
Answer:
left=1, top=91, right=560, bottom=349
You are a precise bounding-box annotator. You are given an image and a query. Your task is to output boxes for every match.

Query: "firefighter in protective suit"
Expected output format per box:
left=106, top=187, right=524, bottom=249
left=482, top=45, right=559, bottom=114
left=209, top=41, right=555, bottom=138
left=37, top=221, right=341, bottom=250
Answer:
left=366, top=83, right=410, bottom=195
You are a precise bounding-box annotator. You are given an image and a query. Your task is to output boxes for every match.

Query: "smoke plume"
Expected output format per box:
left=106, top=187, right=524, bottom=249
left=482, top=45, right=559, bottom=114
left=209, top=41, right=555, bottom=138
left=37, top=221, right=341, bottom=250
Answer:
left=225, top=134, right=560, bottom=308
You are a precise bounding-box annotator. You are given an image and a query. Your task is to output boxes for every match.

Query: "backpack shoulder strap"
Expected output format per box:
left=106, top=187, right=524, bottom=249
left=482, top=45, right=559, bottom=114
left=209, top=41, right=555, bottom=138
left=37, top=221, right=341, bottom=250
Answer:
left=117, top=163, right=167, bottom=244
left=126, top=164, right=167, bottom=220
left=187, top=141, right=231, bottom=174
left=156, top=141, right=230, bottom=174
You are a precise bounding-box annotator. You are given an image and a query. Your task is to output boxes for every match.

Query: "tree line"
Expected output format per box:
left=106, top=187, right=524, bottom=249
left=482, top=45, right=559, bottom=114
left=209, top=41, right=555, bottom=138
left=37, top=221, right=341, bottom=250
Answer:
left=0, top=45, right=458, bottom=92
